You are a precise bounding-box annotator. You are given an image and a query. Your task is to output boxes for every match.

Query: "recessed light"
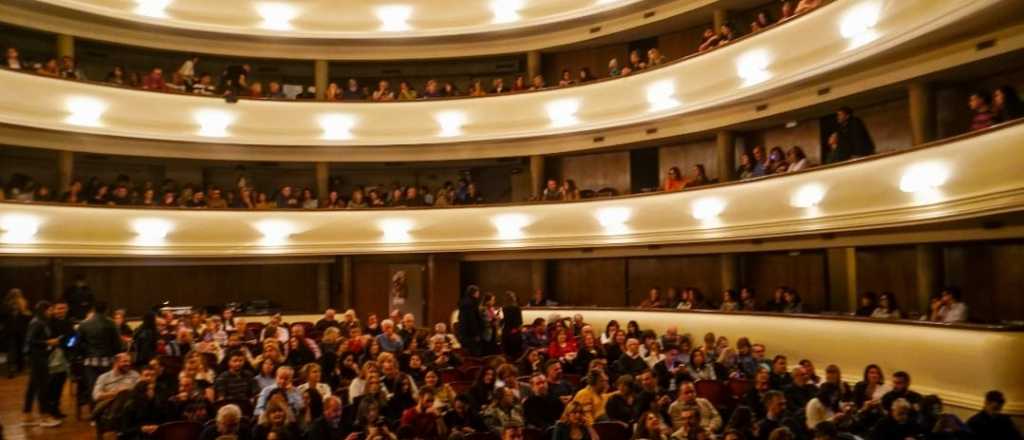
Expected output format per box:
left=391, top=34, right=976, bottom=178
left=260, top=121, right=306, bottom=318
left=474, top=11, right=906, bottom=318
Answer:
left=546, top=99, right=580, bottom=127
left=254, top=220, right=295, bottom=245
left=64, top=97, right=106, bottom=127
left=256, top=3, right=299, bottom=31
left=379, top=219, right=414, bottom=243
left=319, top=114, right=357, bottom=140
left=134, top=0, right=171, bottom=18
left=435, top=111, right=467, bottom=137
left=492, top=213, right=531, bottom=239
left=840, top=2, right=881, bottom=49
left=0, top=214, right=41, bottom=244
left=195, top=109, right=234, bottom=138
left=132, top=218, right=173, bottom=245
left=736, top=50, right=772, bottom=87
left=691, top=198, right=725, bottom=221
left=790, top=184, right=826, bottom=208
left=377, top=5, right=413, bottom=32
left=646, top=80, right=680, bottom=112
left=491, top=0, right=525, bottom=24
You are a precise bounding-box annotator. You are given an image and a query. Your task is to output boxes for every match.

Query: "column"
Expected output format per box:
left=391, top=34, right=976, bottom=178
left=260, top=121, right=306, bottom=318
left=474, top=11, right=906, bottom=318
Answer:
left=316, top=263, right=330, bottom=311
left=826, top=247, right=858, bottom=312
left=907, top=81, right=936, bottom=145
left=530, top=260, right=547, bottom=297
left=526, top=51, right=542, bottom=81
left=314, top=60, right=329, bottom=101
left=57, top=150, right=74, bottom=194
left=529, top=155, right=545, bottom=200
left=720, top=254, right=739, bottom=292
left=915, top=244, right=941, bottom=315
left=56, top=34, right=75, bottom=59
left=716, top=130, right=736, bottom=182
left=337, top=256, right=353, bottom=310
left=713, top=9, right=729, bottom=31
left=315, top=162, right=330, bottom=202
left=51, top=258, right=64, bottom=302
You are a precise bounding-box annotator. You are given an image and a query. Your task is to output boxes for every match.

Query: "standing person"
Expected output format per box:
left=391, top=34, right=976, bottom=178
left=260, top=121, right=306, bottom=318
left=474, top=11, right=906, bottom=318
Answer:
left=63, top=274, right=94, bottom=321
left=76, top=301, right=123, bottom=412
left=480, top=293, right=503, bottom=356
left=45, top=300, right=74, bottom=419
left=24, top=301, right=62, bottom=427
left=5, top=289, right=32, bottom=378
left=458, top=285, right=484, bottom=356
left=502, top=291, right=524, bottom=360
left=834, top=106, right=875, bottom=158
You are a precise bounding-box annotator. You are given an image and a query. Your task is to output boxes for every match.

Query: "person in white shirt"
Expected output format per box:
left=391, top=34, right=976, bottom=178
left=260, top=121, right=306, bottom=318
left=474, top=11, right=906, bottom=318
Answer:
left=930, top=287, right=969, bottom=323
left=786, top=146, right=810, bottom=172
left=177, top=56, right=198, bottom=81
left=805, top=383, right=853, bottom=430
left=6, top=47, right=23, bottom=70
left=870, top=292, right=902, bottom=319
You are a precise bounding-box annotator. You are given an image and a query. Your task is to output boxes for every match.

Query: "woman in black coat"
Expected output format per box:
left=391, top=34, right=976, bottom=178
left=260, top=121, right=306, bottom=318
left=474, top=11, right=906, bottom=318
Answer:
left=23, top=301, right=58, bottom=423
left=130, top=312, right=160, bottom=368
left=501, top=291, right=524, bottom=359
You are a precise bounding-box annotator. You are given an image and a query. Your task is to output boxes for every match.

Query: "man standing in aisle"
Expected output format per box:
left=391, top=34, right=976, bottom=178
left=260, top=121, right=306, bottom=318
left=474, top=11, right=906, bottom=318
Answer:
left=77, top=302, right=123, bottom=413
left=458, top=285, right=483, bottom=356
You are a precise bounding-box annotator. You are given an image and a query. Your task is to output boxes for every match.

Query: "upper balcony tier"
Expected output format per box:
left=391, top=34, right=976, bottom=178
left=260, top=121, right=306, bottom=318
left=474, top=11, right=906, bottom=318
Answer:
left=0, top=0, right=1018, bottom=160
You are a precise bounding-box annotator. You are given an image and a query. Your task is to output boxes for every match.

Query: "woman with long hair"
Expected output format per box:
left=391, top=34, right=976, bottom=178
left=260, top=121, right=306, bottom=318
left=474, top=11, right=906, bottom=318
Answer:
left=5, top=289, right=32, bottom=377
left=130, top=312, right=159, bottom=367
left=252, top=400, right=301, bottom=440
left=633, top=410, right=670, bottom=440
left=553, top=401, right=598, bottom=440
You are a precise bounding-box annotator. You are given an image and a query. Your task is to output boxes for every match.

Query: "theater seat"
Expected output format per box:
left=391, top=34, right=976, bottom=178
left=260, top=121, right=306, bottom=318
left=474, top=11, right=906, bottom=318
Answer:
left=154, top=421, right=203, bottom=440
left=694, top=380, right=732, bottom=410
left=592, top=421, right=631, bottom=440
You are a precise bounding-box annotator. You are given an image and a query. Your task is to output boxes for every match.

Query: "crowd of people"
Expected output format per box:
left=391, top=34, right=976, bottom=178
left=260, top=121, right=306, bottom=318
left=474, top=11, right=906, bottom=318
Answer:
left=1, top=1, right=826, bottom=103
left=633, top=285, right=971, bottom=324
left=3, top=280, right=1018, bottom=440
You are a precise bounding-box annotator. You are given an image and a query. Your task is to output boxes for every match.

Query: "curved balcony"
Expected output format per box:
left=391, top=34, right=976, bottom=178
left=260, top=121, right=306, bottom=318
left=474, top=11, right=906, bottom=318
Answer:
left=0, top=0, right=1008, bottom=152
left=1, top=120, right=1021, bottom=256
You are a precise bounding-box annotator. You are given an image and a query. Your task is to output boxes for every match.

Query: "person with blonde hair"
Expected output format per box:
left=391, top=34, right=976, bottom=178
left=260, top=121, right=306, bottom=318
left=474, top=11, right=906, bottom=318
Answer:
left=297, top=363, right=332, bottom=398
left=552, top=401, right=598, bottom=440
left=252, top=399, right=300, bottom=440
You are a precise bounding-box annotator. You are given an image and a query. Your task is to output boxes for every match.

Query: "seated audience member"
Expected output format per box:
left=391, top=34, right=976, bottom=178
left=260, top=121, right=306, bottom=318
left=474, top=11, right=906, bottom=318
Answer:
left=214, top=351, right=260, bottom=402
left=751, top=145, right=769, bottom=176
left=142, top=68, right=168, bottom=91
left=717, top=23, right=737, bottom=47
left=698, top=28, right=721, bottom=52
left=766, top=147, right=789, bottom=175
left=629, top=49, right=647, bottom=71
left=510, top=75, right=528, bottom=92
left=529, top=75, right=546, bottom=91
left=5, top=47, right=23, bottom=69
left=751, top=10, right=774, bottom=32
left=252, top=400, right=302, bottom=440
left=400, top=387, right=446, bottom=440
left=119, top=377, right=168, bottom=440
left=422, top=79, right=444, bottom=98
left=992, top=85, right=1023, bottom=122
left=794, top=0, right=822, bottom=15
left=869, top=398, right=921, bottom=439
left=375, top=319, right=404, bottom=353
left=647, top=48, right=666, bottom=67
left=869, top=292, right=901, bottom=319
left=737, top=152, right=757, bottom=180
left=93, top=353, right=140, bottom=404
left=604, top=374, right=639, bottom=424
left=569, top=370, right=609, bottom=424
left=200, top=404, right=249, bottom=440
left=785, top=147, right=810, bottom=172
left=552, top=402, right=598, bottom=440
left=670, top=381, right=723, bottom=433
left=835, top=107, right=876, bottom=158
left=314, top=308, right=340, bottom=332
left=340, top=79, right=364, bottom=100
left=614, top=338, right=648, bottom=377
left=663, top=166, right=685, bottom=191
left=769, top=355, right=793, bottom=390
left=372, top=80, right=395, bottom=101
left=297, top=363, right=332, bottom=398
left=398, top=81, right=418, bottom=100
left=577, top=68, right=594, bottom=83
left=688, top=349, right=716, bottom=381
left=881, top=371, right=922, bottom=412
left=442, top=82, right=459, bottom=97
left=823, top=132, right=849, bottom=164
left=255, top=366, right=304, bottom=416
left=640, top=288, right=665, bottom=308
left=720, top=289, right=740, bottom=312
left=854, top=292, right=877, bottom=317
left=59, top=56, right=86, bottom=80
left=968, top=91, right=996, bottom=131
left=541, top=179, right=563, bottom=201
left=929, top=287, right=968, bottom=323
left=782, top=289, right=803, bottom=314
left=561, top=179, right=581, bottom=201
left=105, top=66, right=126, bottom=85
left=469, top=79, right=488, bottom=97
left=192, top=73, right=216, bottom=94
left=608, top=58, right=621, bottom=77
left=784, top=366, right=818, bottom=415
left=445, top=394, right=488, bottom=435
left=36, top=58, right=60, bottom=77
left=967, top=390, right=1022, bottom=439
left=683, top=164, right=710, bottom=188
left=490, top=78, right=508, bottom=94
left=267, top=81, right=285, bottom=99
left=482, top=386, right=525, bottom=434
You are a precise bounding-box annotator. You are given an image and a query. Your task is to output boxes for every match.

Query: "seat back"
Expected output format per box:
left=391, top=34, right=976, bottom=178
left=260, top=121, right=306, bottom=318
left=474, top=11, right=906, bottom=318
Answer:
left=154, top=421, right=203, bottom=440
left=449, top=380, right=474, bottom=395
left=694, top=379, right=731, bottom=408
left=727, top=378, right=752, bottom=399
left=592, top=421, right=631, bottom=440
left=464, top=432, right=500, bottom=440
left=440, top=368, right=463, bottom=384
left=523, top=427, right=545, bottom=440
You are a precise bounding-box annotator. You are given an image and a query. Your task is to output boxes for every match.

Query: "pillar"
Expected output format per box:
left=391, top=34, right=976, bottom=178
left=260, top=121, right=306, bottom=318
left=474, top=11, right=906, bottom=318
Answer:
left=314, top=60, right=329, bottom=100
left=315, top=162, right=330, bottom=202
left=316, top=263, right=330, bottom=311
left=529, top=155, right=545, bottom=200
left=51, top=258, right=64, bottom=302
left=530, top=260, right=547, bottom=298
left=337, top=256, right=353, bottom=310
left=57, top=150, right=74, bottom=193
left=527, top=51, right=542, bottom=81
left=720, top=254, right=740, bottom=292
left=826, top=247, right=858, bottom=312
left=713, top=9, right=729, bottom=31
left=907, top=81, right=936, bottom=145
left=56, top=34, right=74, bottom=59
left=716, top=130, right=736, bottom=182
left=915, top=244, right=942, bottom=315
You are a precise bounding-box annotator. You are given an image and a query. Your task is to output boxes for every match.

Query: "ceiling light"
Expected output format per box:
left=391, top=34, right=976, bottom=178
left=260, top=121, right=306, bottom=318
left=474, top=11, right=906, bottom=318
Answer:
left=899, top=162, right=948, bottom=193
left=132, top=218, right=173, bottom=245
left=376, top=5, right=413, bottom=32
left=254, top=220, right=295, bottom=245
left=435, top=111, right=467, bottom=137
left=546, top=99, right=580, bottom=128
left=134, top=0, right=171, bottom=18
left=691, top=198, right=725, bottom=221
left=256, top=3, right=299, bottom=31
left=596, top=207, right=631, bottom=234
left=492, top=213, right=531, bottom=240
left=195, top=109, right=234, bottom=138
left=736, top=50, right=772, bottom=87
left=65, top=97, right=106, bottom=127
left=840, top=2, right=881, bottom=49
left=790, top=184, right=826, bottom=208
left=319, top=113, right=357, bottom=140
left=491, top=0, right=525, bottom=24
left=0, top=214, right=41, bottom=244
left=646, top=80, right=680, bottom=112
left=379, top=219, right=414, bottom=243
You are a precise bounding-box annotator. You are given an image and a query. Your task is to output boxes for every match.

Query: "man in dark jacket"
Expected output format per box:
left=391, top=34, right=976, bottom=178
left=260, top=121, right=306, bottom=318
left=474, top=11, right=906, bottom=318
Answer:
left=77, top=301, right=123, bottom=409
left=63, top=274, right=94, bottom=321
left=46, top=300, right=74, bottom=418
left=835, top=106, right=875, bottom=158
left=523, top=373, right=564, bottom=429
left=457, top=285, right=483, bottom=356
left=308, top=396, right=353, bottom=440
left=967, top=391, right=1022, bottom=439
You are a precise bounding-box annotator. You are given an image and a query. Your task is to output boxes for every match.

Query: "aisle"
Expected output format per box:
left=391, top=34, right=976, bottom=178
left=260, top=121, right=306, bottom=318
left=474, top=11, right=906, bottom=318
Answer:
left=0, top=372, right=94, bottom=439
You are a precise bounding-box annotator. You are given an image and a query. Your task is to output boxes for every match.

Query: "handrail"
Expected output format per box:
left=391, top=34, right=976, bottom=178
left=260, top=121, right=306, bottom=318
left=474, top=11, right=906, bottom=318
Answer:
left=4, top=118, right=1021, bottom=212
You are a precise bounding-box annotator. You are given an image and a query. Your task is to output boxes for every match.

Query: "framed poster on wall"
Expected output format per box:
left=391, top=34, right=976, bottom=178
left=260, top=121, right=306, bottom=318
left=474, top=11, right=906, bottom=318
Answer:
left=389, top=264, right=425, bottom=323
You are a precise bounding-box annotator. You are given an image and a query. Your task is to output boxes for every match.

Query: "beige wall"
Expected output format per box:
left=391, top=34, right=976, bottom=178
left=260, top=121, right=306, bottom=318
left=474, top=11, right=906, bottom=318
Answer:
left=659, top=137, right=719, bottom=181
left=559, top=150, right=631, bottom=194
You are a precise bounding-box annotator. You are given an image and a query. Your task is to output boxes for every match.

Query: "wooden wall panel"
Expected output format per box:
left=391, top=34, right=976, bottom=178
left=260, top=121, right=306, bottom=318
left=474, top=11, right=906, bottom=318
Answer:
left=656, top=24, right=708, bottom=61
left=550, top=258, right=627, bottom=307
left=858, top=98, right=913, bottom=154
left=542, top=43, right=629, bottom=84
left=742, top=251, right=828, bottom=312
left=461, top=260, right=535, bottom=304
left=61, top=263, right=320, bottom=316
left=855, top=246, right=918, bottom=313
left=658, top=138, right=719, bottom=182
left=626, top=255, right=722, bottom=306
left=559, top=150, right=631, bottom=195
left=427, top=255, right=462, bottom=326
left=352, top=260, right=393, bottom=320
left=0, top=260, right=52, bottom=304
left=752, top=118, right=823, bottom=164
left=943, top=240, right=1024, bottom=323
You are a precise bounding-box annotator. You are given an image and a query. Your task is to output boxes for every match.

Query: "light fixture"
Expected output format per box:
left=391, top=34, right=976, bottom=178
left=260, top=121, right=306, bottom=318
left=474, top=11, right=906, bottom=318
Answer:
left=435, top=111, right=467, bottom=137
left=596, top=207, right=631, bottom=234
left=736, top=50, right=772, bottom=87
left=64, top=97, right=106, bottom=127
left=646, top=80, right=680, bottom=112
left=899, top=162, right=949, bottom=203
left=491, top=0, right=525, bottom=24
left=840, top=2, right=881, bottom=49
left=256, top=3, right=299, bottom=31
left=132, top=218, right=173, bottom=245
left=379, top=219, right=414, bottom=243
left=546, top=99, right=580, bottom=128
left=376, top=5, right=413, bottom=32
left=691, top=197, right=725, bottom=221
left=134, top=0, right=171, bottom=18
left=492, top=213, right=531, bottom=240
left=254, top=220, right=295, bottom=245
left=0, top=214, right=41, bottom=244
left=195, top=109, right=234, bottom=138
left=790, top=184, right=826, bottom=208
left=319, top=113, right=357, bottom=140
